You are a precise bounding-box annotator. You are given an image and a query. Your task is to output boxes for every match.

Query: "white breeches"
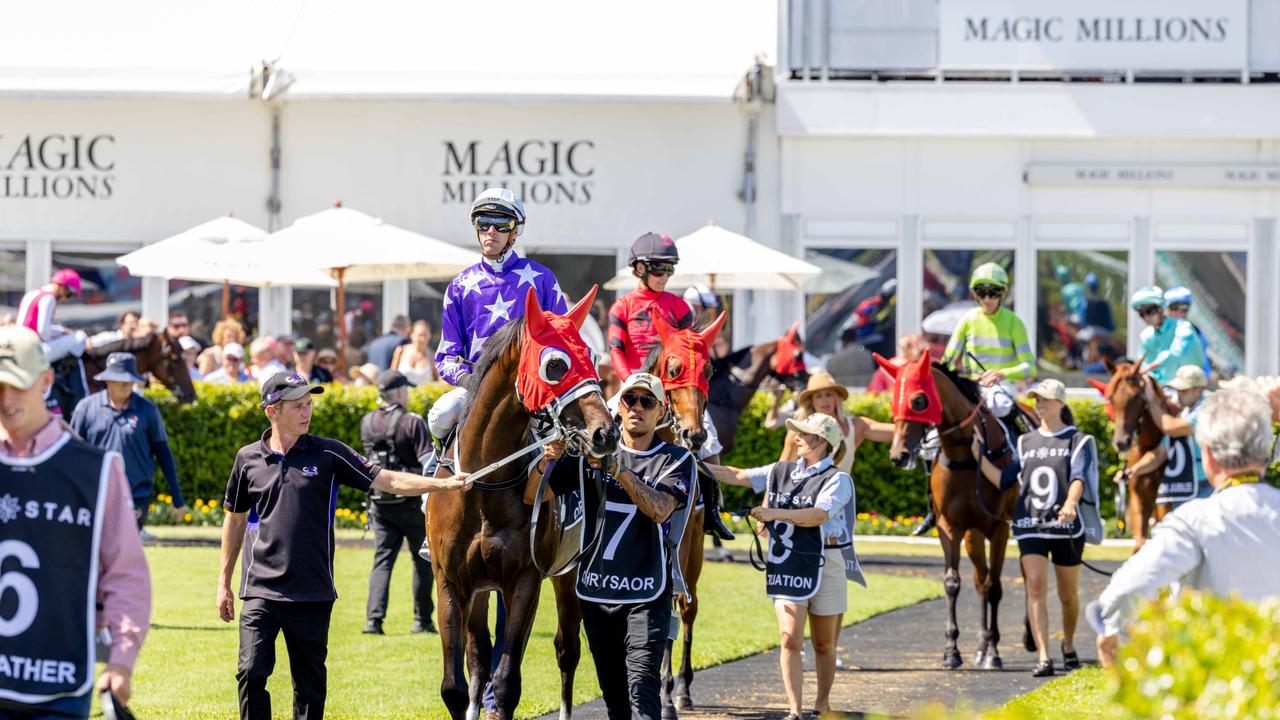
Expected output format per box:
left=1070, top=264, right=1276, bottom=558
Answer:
left=428, top=386, right=468, bottom=439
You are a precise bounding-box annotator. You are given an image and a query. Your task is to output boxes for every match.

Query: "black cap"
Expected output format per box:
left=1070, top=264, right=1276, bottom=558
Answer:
left=628, top=232, right=679, bottom=265
left=295, top=338, right=315, bottom=352
left=376, top=369, right=415, bottom=391
left=260, top=371, right=324, bottom=408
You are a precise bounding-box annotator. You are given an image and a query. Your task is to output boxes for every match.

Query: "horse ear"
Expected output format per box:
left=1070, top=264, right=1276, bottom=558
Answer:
left=524, top=287, right=548, bottom=336
left=699, top=311, right=727, bottom=346
left=565, top=284, right=597, bottom=330
left=1087, top=377, right=1108, bottom=396
left=785, top=321, right=801, bottom=343
left=872, top=352, right=900, bottom=378
left=652, top=310, right=674, bottom=345
left=1103, top=356, right=1117, bottom=375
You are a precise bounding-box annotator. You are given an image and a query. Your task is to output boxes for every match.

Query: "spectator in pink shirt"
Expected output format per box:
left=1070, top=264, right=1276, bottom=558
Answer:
left=0, top=326, right=151, bottom=718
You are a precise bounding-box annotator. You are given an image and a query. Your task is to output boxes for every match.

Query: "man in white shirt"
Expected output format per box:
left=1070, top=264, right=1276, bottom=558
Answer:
left=203, top=343, right=252, bottom=385
left=1091, top=381, right=1280, bottom=667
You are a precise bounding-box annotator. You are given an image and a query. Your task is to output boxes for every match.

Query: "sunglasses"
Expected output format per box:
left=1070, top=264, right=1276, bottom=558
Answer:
left=645, top=263, right=676, bottom=277
left=317, top=357, right=337, bottom=365
left=169, top=321, right=188, bottom=329
left=1167, top=304, right=1189, bottom=313
left=973, top=286, right=1004, bottom=299
left=1138, top=305, right=1162, bottom=317
left=474, top=215, right=517, bottom=233
left=620, top=392, right=660, bottom=411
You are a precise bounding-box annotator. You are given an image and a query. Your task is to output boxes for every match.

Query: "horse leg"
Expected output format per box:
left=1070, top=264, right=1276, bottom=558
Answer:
left=1129, top=476, right=1150, bottom=552
left=436, top=579, right=472, bottom=720
left=550, top=573, right=582, bottom=720
left=464, top=592, right=493, bottom=720
left=674, top=512, right=704, bottom=710
left=984, top=523, right=1009, bottom=670
left=939, top=525, right=964, bottom=669
left=964, top=530, right=992, bottom=667
left=490, top=573, right=542, bottom=720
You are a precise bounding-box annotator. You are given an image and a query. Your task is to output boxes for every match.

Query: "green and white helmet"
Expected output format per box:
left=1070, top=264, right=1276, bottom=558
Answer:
left=968, top=262, right=1009, bottom=291
left=1129, top=285, right=1165, bottom=310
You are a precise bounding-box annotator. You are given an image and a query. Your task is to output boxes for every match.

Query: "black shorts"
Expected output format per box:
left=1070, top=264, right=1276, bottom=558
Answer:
left=1017, top=534, right=1086, bottom=567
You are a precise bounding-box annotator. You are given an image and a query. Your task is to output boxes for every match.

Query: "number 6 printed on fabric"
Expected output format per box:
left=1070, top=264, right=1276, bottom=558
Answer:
left=1028, top=466, right=1059, bottom=511
left=0, top=540, right=40, bottom=637
left=769, top=522, right=796, bottom=564
left=602, top=501, right=637, bottom=560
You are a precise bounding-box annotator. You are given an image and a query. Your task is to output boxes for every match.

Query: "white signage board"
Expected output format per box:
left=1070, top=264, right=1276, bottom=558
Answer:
left=1025, top=164, right=1280, bottom=188
left=940, top=0, right=1248, bottom=72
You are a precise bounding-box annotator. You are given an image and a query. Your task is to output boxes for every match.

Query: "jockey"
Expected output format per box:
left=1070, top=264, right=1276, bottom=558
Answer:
left=427, top=187, right=566, bottom=443
left=1130, top=286, right=1205, bottom=386
left=1162, top=286, right=1211, bottom=377
left=16, top=269, right=89, bottom=363
left=941, top=263, right=1035, bottom=426
left=607, top=232, right=693, bottom=378
left=607, top=232, right=734, bottom=539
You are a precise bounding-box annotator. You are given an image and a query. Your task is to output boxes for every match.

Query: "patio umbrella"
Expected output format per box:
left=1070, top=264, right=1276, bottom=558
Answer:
left=117, top=215, right=338, bottom=317
left=922, top=301, right=978, bottom=336
left=603, top=221, right=821, bottom=292
left=264, top=203, right=481, bottom=369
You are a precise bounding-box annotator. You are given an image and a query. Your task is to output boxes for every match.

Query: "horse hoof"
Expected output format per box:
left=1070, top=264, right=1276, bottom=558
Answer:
left=983, top=655, right=1003, bottom=670
left=941, top=652, right=962, bottom=670
left=674, top=695, right=693, bottom=710
left=973, top=650, right=986, bottom=666
left=661, top=706, right=679, bottom=720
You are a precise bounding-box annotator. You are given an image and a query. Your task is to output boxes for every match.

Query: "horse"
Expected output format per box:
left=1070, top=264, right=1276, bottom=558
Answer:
left=426, top=286, right=618, bottom=720
left=51, top=331, right=197, bottom=416
left=874, top=351, right=1018, bottom=670
left=706, top=320, right=809, bottom=455
left=636, top=311, right=726, bottom=717
left=1088, top=356, right=1171, bottom=551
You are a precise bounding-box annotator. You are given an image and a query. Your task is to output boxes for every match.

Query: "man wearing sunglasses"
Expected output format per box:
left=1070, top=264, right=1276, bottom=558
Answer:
left=1163, top=286, right=1211, bottom=377
left=1130, top=285, right=1205, bottom=386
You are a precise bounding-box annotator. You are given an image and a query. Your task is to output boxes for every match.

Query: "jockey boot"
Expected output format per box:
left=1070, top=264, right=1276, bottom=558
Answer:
left=911, top=511, right=936, bottom=537
left=699, top=466, right=735, bottom=541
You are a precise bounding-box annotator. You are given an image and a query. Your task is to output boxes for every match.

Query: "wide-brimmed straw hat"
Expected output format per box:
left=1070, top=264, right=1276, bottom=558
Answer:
left=797, top=370, right=849, bottom=407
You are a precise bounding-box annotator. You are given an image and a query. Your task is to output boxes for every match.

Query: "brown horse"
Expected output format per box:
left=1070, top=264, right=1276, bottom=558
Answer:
left=877, top=352, right=1017, bottom=670
left=638, top=311, right=726, bottom=716
left=427, top=287, right=617, bottom=720
left=52, top=330, right=196, bottom=416
left=1091, top=356, right=1171, bottom=551
left=706, top=321, right=809, bottom=455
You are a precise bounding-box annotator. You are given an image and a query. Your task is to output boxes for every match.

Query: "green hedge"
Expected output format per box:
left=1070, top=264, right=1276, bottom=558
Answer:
left=145, top=384, right=1269, bottom=518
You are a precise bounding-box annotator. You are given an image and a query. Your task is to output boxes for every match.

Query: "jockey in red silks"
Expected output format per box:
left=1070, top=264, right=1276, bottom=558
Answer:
left=17, top=269, right=88, bottom=363
left=607, top=232, right=733, bottom=539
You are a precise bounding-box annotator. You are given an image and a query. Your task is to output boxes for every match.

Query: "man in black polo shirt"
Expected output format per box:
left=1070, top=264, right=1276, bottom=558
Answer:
left=360, top=369, right=435, bottom=635
left=217, top=371, right=468, bottom=720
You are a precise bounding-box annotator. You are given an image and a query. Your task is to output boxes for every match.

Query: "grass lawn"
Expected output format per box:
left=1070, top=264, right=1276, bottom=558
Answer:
left=987, top=666, right=1112, bottom=719
left=122, top=544, right=939, bottom=719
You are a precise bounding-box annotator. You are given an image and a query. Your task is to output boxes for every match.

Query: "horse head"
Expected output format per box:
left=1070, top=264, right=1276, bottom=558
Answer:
left=873, top=350, right=947, bottom=471
left=652, top=310, right=725, bottom=452
left=769, top=321, right=808, bottom=391
left=1100, top=355, right=1157, bottom=453
left=139, top=331, right=197, bottom=404
left=518, top=286, right=618, bottom=458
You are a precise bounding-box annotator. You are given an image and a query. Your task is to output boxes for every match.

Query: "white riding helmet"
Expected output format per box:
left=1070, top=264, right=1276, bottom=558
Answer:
left=470, top=187, right=526, bottom=237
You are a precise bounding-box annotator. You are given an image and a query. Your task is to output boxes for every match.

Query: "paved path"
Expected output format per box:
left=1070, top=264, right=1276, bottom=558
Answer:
left=545, top=552, right=1119, bottom=719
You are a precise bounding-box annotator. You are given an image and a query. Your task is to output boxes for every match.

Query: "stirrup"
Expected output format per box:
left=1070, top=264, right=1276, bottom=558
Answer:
left=911, top=511, right=936, bottom=537
left=699, top=470, right=735, bottom=541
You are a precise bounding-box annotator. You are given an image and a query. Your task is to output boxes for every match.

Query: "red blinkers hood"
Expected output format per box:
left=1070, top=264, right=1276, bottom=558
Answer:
left=872, top=350, right=943, bottom=425
left=516, top=285, right=600, bottom=414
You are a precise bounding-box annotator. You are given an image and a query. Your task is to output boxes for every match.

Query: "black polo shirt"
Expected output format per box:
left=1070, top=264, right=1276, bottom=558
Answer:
left=224, top=429, right=381, bottom=602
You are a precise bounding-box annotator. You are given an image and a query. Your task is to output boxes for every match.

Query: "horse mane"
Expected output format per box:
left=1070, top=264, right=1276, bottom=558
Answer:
left=460, top=318, right=526, bottom=420
left=84, top=333, right=157, bottom=359
left=932, top=362, right=982, bottom=405
left=638, top=342, right=661, bottom=375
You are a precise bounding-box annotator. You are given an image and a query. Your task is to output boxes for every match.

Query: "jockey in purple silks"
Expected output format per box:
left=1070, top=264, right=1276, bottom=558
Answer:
left=427, top=187, right=567, bottom=441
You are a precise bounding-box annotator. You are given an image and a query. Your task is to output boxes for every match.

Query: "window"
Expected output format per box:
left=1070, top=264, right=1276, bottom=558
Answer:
left=1154, top=250, right=1245, bottom=378
left=526, top=251, right=618, bottom=350
left=802, top=247, right=896, bottom=360
left=1035, top=250, right=1127, bottom=383
left=0, top=247, right=26, bottom=320
left=292, top=283, right=382, bottom=362
left=52, top=250, right=141, bottom=335
left=168, top=280, right=258, bottom=346
left=921, top=249, right=1014, bottom=359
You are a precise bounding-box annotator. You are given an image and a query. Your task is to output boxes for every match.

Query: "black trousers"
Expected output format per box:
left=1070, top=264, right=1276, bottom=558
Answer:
left=580, top=594, right=672, bottom=720
left=365, top=500, right=434, bottom=624
left=237, top=598, right=334, bottom=720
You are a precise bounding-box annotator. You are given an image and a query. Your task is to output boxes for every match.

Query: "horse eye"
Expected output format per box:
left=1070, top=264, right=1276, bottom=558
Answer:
left=539, top=348, right=571, bottom=384
left=910, top=394, right=929, bottom=412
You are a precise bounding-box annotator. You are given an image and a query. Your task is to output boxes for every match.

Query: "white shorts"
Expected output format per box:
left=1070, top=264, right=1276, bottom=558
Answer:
left=775, top=548, right=847, bottom=616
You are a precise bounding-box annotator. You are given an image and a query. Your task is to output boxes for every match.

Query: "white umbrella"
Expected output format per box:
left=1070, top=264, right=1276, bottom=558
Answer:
left=922, top=301, right=978, bottom=336
left=803, top=253, right=881, bottom=295
left=603, top=222, right=821, bottom=291
left=264, top=203, right=481, bottom=368
left=117, top=215, right=338, bottom=318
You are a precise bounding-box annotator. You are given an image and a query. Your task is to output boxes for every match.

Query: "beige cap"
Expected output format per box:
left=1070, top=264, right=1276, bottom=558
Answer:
left=1027, top=378, right=1068, bottom=404
left=0, top=326, right=50, bottom=390
left=1166, top=365, right=1208, bottom=391
left=618, top=372, right=666, bottom=406
left=786, top=412, right=844, bottom=454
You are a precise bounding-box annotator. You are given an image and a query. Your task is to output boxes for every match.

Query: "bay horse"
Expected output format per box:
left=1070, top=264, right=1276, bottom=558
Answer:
left=427, top=287, right=618, bottom=720
left=639, top=311, right=726, bottom=717
left=706, top=321, right=809, bottom=455
left=51, top=330, right=197, bottom=416
left=1088, top=356, right=1170, bottom=551
left=874, top=351, right=1018, bottom=670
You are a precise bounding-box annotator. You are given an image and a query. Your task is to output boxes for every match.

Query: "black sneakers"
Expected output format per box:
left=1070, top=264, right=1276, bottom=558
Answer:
left=1032, top=659, right=1055, bottom=677
left=362, top=619, right=384, bottom=635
